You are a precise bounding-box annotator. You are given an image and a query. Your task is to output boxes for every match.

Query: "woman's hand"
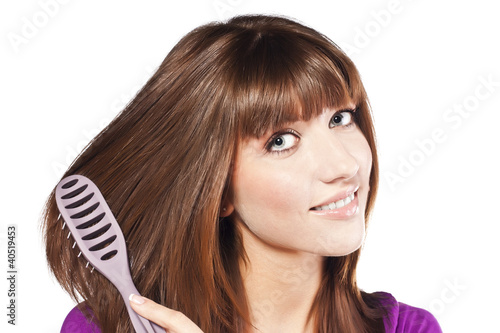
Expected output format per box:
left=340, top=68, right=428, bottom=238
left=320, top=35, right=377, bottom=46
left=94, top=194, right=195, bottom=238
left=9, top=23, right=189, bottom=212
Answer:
left=129, top=294, right=204, bottom=333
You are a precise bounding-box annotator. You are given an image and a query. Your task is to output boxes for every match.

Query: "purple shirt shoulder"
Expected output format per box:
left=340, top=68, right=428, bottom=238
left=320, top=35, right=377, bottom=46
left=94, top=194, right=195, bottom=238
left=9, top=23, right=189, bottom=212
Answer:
left=376, top=291, right=442, bottom=333
left=61, top=305, right=101, bottom=333
left=61, top=292, right=441, bottom=332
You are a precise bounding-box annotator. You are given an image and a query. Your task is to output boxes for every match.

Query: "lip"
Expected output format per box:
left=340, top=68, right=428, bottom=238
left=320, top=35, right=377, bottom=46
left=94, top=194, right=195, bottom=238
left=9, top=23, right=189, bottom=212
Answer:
left=309, top=192, right=359, bottom=219
left=311, top=185, right=359, bottom=209
left=309, top=185, right=360, bottom=219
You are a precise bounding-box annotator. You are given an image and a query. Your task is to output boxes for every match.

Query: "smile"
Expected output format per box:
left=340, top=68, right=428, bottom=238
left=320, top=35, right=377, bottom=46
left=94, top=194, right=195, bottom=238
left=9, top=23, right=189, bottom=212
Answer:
left=309, top=189, right=360, bottom=219
left=311, top=192, right=355, bottom=211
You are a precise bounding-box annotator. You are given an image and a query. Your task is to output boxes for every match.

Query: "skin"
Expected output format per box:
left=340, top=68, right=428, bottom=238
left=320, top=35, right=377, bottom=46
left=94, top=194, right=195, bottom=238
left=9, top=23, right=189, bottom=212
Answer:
left=130, top=104, right=373, bottom=332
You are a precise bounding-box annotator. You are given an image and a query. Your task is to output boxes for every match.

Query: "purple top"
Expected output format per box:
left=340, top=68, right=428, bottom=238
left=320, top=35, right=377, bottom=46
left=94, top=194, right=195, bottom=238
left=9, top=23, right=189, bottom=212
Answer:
left=61, top=306, right=100, bottom=333
left=61, top=292, right=441, bottom=332
left=377, top=292, right=442, bottom=333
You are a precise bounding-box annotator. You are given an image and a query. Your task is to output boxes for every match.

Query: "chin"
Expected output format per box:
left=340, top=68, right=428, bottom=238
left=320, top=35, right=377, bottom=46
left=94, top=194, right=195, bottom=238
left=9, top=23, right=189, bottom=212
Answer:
left=324, top=240, right=363, bottom=257
left=335, top=240, right=363, bottom=257
left=314, top=225, right=365, bottom=257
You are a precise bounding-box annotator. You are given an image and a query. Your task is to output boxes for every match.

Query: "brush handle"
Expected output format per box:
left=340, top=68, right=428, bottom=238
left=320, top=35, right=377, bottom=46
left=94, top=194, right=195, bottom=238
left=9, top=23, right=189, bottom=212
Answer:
left=105, top=267, right=163, bottom=332
left=117, top=282, right=163, bottom=333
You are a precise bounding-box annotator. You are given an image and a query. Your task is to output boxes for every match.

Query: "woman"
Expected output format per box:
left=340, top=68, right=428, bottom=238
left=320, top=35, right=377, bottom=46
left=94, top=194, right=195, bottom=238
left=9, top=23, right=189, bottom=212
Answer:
left=43, top=14, right=441, bottom=332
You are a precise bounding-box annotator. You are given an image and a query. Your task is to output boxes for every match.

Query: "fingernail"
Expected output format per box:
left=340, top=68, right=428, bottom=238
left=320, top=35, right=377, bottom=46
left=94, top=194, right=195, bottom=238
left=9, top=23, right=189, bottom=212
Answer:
left=129, top=294, right=145, bottom=305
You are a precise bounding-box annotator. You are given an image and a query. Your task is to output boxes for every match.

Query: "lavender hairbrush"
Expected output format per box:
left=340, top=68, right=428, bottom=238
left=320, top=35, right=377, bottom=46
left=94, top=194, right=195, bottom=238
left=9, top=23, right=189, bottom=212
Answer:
left=55, top=175, right=163, bottom=333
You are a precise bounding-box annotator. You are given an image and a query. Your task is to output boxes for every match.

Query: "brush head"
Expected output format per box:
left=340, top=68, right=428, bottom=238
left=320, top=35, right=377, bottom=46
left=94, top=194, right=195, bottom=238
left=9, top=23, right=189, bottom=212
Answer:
left=55, top=175, right=132, bottom=288
left=55, top=175, right=163, bottom=333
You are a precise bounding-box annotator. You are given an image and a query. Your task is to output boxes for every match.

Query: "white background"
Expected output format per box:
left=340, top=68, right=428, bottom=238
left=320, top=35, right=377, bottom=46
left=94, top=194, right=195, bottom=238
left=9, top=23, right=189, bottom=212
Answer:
left=1, top=0, right=499, bottom=332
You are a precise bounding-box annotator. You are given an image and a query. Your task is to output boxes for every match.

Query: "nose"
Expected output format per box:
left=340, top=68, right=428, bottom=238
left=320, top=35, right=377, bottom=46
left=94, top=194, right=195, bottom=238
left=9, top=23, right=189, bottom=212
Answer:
left=308, top=130, right=359, bottom=183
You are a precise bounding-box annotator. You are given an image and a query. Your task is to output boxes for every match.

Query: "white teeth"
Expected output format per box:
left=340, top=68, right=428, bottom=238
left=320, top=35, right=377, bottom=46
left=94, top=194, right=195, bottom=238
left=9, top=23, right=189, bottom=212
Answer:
left=344, top=194, right=353, bottom=205
left=313, top=192, right=356, bottom=211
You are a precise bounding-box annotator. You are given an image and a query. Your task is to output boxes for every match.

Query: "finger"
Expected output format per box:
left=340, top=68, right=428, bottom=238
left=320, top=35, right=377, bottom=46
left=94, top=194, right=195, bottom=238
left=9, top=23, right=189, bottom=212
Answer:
left=129, top=294, right=204, bottom=333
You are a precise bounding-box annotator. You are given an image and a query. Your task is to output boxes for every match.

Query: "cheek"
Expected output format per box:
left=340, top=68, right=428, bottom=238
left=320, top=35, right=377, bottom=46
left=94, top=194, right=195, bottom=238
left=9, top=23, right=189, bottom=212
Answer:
left=353, top=134, right=373, bottom=207
left=361, top=139, right=373, bottom=175
left=232, top=163, right=303, bottom=215
left=350, top=131, right=373, bottom=179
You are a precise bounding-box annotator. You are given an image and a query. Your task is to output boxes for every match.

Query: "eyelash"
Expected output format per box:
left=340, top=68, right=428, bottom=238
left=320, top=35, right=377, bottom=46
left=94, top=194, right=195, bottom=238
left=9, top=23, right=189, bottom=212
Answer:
left=264, top=108, right=358, bottom=155
left=265, top=129, right=300, bottom=155
left=329, top=109, right=357, bottom=129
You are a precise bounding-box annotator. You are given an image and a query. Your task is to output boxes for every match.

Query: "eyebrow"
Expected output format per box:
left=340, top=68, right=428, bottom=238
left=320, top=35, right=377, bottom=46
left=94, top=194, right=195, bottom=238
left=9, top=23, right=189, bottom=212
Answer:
left=333, top=105, right=357, bottom=112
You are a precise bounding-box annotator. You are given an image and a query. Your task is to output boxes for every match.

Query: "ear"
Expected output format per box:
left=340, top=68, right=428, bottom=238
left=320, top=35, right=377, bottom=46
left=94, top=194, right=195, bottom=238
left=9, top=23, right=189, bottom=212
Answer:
left=219, top=200, right=234, bottom=217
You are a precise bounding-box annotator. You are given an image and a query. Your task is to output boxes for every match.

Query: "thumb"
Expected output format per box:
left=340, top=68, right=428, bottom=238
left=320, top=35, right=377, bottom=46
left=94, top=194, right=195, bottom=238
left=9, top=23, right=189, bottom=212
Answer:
left=129, top=294, right=204, bottom=333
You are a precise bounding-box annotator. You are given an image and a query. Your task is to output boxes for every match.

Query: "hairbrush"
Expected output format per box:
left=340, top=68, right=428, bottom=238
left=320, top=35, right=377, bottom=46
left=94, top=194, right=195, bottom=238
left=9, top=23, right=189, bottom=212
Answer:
left=55, top=175, right=163, bottom=333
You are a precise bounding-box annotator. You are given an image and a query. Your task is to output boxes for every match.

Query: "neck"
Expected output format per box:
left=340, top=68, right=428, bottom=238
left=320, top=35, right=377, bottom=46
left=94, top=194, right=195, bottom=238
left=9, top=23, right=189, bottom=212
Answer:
left=238, top=224, right=324, bottom=333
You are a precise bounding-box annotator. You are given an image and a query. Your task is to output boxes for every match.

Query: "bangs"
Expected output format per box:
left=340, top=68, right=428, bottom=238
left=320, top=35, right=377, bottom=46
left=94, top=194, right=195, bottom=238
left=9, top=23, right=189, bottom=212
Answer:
left=226, top=25, right=367, bottom=139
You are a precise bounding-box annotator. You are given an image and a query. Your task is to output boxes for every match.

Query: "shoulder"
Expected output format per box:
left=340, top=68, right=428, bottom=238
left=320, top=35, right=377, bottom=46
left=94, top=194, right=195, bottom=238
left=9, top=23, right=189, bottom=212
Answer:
left=373, top=291, right=442, bottom=333
left=61, top=304, right=101, bottom=333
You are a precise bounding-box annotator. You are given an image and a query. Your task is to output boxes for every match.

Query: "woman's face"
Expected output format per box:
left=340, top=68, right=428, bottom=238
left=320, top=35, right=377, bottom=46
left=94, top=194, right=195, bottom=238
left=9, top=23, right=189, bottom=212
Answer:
left=226, top=104, right=373, bottom=256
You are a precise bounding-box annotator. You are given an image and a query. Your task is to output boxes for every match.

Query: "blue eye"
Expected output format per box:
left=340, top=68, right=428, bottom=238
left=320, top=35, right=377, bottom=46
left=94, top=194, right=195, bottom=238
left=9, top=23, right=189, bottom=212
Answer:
left=266, top=131, right=299, bottom=153
left=329, top=110, right=354, bottom=128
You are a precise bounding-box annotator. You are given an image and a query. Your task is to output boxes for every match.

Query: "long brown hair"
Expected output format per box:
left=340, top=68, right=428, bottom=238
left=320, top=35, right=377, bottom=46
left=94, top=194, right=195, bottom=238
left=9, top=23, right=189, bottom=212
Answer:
left=43, top=14, right=391, bottom=332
